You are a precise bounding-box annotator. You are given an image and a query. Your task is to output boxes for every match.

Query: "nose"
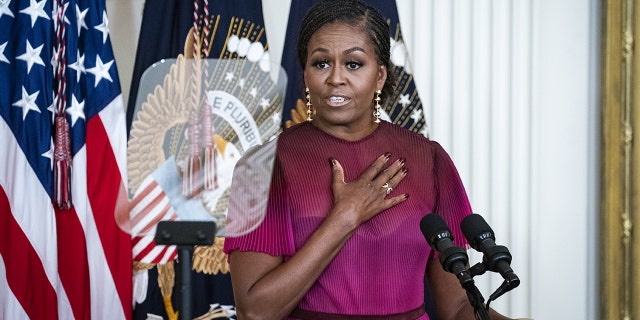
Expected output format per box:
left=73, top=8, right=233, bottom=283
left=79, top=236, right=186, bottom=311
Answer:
left=327, top=66, right=346, bottom=87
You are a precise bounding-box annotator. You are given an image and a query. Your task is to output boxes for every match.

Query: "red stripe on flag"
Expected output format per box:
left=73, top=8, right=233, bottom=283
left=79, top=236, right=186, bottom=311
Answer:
left=129, top=179, right=157, bottom=209
left=131, top=191, right=169, bottom=227
left=132, top=235, right=142, bottom=247
left=133, top=241, right=156, bottom=261
left=54, top=205, right=91, bottom=320
left=138, top=204, right=173, bottom=235
left=85, top=116, right=132, bottom=320
left=0, top=187, right=59, bottom=319
left=154, top=245, right=174, bottom=262
left=133, top=235, right=177, bottom=263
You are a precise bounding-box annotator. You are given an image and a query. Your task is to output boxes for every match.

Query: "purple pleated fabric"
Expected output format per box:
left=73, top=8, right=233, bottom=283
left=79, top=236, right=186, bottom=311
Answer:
left=224, top=121, right=472, bottom=318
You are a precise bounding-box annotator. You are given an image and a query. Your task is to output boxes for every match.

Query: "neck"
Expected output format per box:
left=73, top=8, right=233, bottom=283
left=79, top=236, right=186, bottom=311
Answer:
left=311, top=121, right=379, bottom=141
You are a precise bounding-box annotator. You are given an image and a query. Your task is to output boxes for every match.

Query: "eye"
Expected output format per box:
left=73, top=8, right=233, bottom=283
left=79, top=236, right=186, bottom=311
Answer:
left=346, top=61, right=363, bottom=70
left=312, top=59, right=330, bottom=69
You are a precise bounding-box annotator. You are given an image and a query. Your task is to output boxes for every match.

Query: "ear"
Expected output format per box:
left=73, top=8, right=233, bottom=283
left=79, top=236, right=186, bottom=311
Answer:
left=376, top=65, right=387, bottom=91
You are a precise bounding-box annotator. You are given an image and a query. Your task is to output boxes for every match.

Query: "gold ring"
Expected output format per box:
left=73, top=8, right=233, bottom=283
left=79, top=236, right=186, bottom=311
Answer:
left=382, top=183, right=393, bottom=195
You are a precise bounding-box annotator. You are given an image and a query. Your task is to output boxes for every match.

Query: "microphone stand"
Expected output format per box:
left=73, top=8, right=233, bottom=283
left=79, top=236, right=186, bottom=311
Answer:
left=155, top=221, right=216, bottom=320
left=455, top=269, right=490, bottom=320
left=468, top=259, right=520, bottom=309
left=464, top=264, right=491, bottom=320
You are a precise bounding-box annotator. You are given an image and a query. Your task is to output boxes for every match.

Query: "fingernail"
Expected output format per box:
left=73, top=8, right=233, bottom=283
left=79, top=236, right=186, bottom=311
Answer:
left=384, top=152, right=391, bottom=159
left=398, top=158, right=406, bottom=165
left=402, top=168, right=408, bottom=174
left=329, top=157, right=336, bottom=167
left=403, top=194, right=409, bottom=199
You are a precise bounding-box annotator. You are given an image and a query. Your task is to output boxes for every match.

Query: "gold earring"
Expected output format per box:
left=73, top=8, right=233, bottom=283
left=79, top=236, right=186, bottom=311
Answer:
left=306, top=87, right=313, bottom=121
left=373, top=89, right=382, bottom=123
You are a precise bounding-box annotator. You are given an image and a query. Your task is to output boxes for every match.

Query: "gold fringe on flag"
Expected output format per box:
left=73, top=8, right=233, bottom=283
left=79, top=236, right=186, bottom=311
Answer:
left=158, top=262, right=179, bottom=320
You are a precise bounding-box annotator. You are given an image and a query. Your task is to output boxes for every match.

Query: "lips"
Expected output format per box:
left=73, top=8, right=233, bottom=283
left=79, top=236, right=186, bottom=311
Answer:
left=324, top=95, right=350, bottom=107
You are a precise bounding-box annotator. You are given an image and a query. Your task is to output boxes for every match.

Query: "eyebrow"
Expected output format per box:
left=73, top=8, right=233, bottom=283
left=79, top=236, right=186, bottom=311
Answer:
left=310, top=46, right=367, bottom=55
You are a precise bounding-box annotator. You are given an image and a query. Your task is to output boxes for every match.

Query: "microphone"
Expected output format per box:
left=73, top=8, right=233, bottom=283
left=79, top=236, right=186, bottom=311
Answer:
left=420, top=213, right=472, bottom=286
left=460, top=214, right=520, bottom=301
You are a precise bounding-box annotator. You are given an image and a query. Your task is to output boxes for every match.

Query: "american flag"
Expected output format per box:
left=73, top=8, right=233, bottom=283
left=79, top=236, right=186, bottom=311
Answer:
left=0, top=0, right=132, bottom=319
left=130, top=161, right=179, bottom=264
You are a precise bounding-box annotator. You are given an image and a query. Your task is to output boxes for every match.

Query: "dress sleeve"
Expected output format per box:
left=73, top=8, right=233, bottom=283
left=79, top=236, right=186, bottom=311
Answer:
left=432, top=141, right=473, bottom=249
left=223, top=152, right=296, bottom=259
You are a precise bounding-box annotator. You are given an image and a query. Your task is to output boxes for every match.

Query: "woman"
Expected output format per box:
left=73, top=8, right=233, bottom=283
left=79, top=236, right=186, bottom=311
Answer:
left=224, top=1, right=518, bottom=319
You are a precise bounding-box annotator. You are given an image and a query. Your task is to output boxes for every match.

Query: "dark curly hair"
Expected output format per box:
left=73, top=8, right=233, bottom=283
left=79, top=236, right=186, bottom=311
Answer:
left=297, top=0, right=395, bottom=100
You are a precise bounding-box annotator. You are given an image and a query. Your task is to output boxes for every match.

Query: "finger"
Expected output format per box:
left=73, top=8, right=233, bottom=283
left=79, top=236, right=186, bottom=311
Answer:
left=383, top=193, right=409, bottom=208
left=385, top=167, right=408, bottom=190
left=329, top=157, right=345, bottom=186
left=373, top=158, right=406, bottom=186
left=360, top=152, right=391, bottom=181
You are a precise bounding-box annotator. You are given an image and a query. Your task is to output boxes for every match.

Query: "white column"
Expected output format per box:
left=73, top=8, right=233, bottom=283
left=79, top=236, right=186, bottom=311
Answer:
left=397, top=0, right=598, bottom=319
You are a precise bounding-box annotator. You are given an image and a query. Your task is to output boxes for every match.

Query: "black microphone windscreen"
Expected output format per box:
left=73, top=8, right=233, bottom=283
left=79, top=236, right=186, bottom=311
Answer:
left=420, top=213, right=450, bottom=245
left=460, top=213, right=494, bottom=242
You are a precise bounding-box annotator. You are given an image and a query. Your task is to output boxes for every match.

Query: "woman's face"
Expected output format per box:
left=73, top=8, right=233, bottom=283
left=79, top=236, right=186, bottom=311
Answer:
left=303, top=22, right=387, bottom=138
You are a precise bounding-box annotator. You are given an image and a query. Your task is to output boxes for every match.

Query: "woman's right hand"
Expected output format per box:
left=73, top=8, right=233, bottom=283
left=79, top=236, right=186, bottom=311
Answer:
left=328, top=153, right=408, bottom=227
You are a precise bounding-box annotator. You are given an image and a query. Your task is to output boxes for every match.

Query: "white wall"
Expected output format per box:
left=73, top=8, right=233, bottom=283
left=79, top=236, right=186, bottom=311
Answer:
left=106, top=0, right=144, bottom=107
left=107, top=1, right=599, bottom=319
left=530, top=0, right=599, bottom=318
left=397, top=1, right=599, bottom=320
